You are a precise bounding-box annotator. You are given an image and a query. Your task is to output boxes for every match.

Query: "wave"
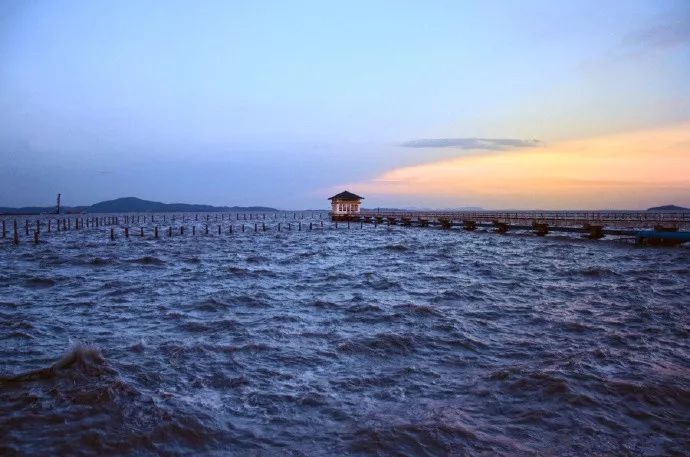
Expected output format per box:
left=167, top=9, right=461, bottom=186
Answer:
left=393, top=303, right=440, bottom=317
left=345, top=416, right=530, bottom=457
left=384, top=243, right=409, bottom=252
left=128, top=256, right=165, bottom=265
left=192, top=297, right=230, bottom=312
left=0, top=344, right=111, bottom=383
left=23, top=277, right=56, bottom=288
left=245, top=255, right=269, bottom=264
left=90, top=256, right=116, bottom=266
left=182, top=318, right=239, bottom=333
left=226, top=266, right=277, bottom=278
left=338, top=332, right=416, bottom=356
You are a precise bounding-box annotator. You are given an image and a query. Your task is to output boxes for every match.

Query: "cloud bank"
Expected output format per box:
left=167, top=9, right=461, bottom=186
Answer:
left=401, top=137, right=541, bottom=150
left=346, top=122, right=690, bottom=210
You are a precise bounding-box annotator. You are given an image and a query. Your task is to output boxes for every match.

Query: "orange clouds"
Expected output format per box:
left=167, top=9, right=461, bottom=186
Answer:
left=345, top=122, right=690, bottom=209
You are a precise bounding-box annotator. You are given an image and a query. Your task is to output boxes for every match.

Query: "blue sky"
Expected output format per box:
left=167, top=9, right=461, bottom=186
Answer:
left=1, top=0, right=688, bottom=209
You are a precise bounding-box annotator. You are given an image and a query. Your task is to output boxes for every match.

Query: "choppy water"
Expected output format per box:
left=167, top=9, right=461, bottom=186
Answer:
left=1, top=217, right=689, bottom=456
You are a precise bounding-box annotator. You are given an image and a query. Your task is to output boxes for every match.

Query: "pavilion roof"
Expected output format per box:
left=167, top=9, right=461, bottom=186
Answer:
left=328, top=191, right=364, bottom=201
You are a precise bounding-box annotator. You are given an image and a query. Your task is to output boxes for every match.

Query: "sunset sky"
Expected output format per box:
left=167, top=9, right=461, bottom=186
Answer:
left=1, top=0, right=688, bottom=209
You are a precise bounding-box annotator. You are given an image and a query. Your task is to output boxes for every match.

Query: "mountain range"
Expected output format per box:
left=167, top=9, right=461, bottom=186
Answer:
left=0, top=197, right=278, bottom=214
left=646, top=204, right=689, bottom=211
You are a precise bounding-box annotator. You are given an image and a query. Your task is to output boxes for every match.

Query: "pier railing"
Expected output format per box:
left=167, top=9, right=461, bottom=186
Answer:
left=2, top=210, right=689, bottom=246
left=358, top=210, right=690, bottom=229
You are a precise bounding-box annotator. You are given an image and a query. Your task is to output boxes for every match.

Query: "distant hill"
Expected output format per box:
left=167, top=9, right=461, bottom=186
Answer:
left=0, top=197, right=278, bottom=214
left=647, top=204, right=689, bottom=211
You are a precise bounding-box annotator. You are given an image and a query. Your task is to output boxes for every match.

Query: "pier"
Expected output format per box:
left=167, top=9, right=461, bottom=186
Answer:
left=1, top=209, right=689, bottom=246
left=354, top=210, right=690, bottom=245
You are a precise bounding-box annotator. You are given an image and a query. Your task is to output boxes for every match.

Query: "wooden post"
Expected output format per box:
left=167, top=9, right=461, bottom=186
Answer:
left=242, top=224, right=245, bottom=232
left=140, top=227, right=144, bottom=237
left=25, top=220, right=29, bottom=235
left=218, top=225, right=221, bottom=235
left=154, top=226, right=159, bottom=238
left=229, top=225, right=233, bottom=234
left=262, top=223, right=266, bottom=231
left=1, top=220, right=5, bottom=238
left=36, top=220, right=40, bottom=234
left=110, top=228, right=114, bottom=240
left=168, top=226, right=172, bottom=237
left=278, top=223, right=282, bottom=232
left=299, top=222, right=301, bottom=231
left=34, top=231, right=39, bottom=244
left=180, top=226, right=184, bottom=235
left=125, top=227, right=129, bottom=238
left=13, top=220, right=19, bottom=244
left=310, top=222, right=313, bottom=230
left=205, top=225, right=209, bottom=235
left=254, top=223, right=257, bottom=232
left=288, top=223, right=291, bottom=230
left=193, top=226, right=196, bottom=235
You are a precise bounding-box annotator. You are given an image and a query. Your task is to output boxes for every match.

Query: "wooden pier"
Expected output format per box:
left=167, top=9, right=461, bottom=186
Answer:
left=1, top=209, right=689, bottom=246
left=356, top=210, right=690, bottom=245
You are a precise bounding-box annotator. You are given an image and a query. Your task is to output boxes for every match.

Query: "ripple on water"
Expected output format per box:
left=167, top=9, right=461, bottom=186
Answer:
left=0, top=220, right=688, bottom=455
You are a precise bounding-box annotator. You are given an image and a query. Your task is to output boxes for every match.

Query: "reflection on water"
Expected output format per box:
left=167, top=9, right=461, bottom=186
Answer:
left=1, top=220, right=689, bottom=455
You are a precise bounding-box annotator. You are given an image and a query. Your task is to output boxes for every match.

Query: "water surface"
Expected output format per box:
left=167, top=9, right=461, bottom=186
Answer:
left=1, top=219, right=689, bottom=455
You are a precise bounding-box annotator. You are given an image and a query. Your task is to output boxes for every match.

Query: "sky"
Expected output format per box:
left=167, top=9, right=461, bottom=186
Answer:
left=1, top=0, right=688, bottom=209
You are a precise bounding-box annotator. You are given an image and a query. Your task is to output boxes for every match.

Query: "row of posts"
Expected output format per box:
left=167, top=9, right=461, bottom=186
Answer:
left=107, top=221, right=350, bottom=240
left=3, top=220, right=370, bottom=243
left=1, top=212, right=325, bottom=244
